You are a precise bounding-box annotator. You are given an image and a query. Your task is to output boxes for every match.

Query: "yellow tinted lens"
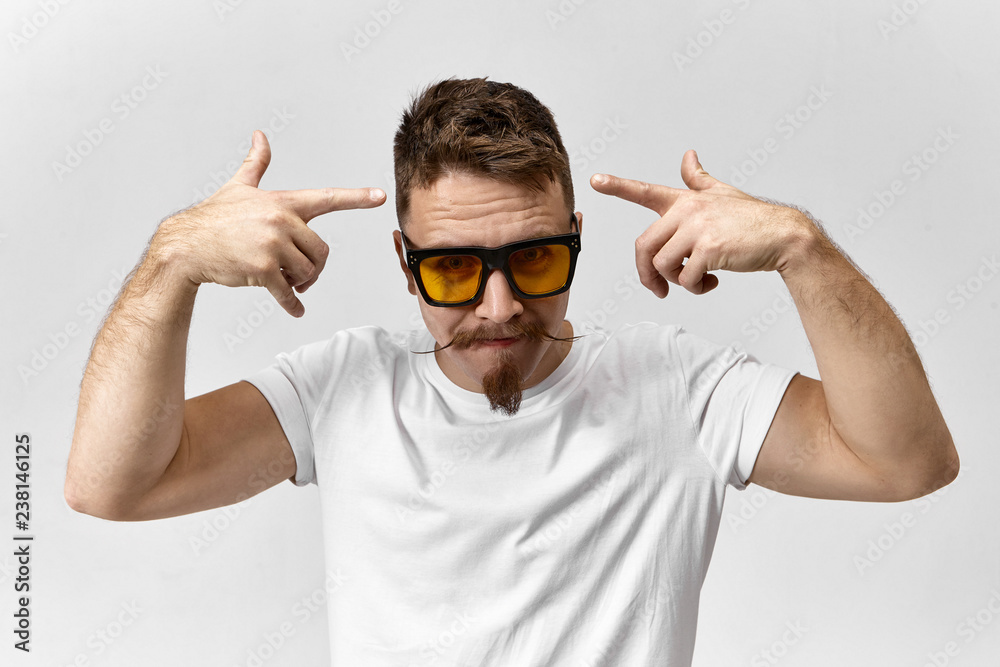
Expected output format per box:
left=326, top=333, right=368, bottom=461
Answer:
left=419, top=255, right=483, bottom=303
left=509, top=245, right=571, bottom=295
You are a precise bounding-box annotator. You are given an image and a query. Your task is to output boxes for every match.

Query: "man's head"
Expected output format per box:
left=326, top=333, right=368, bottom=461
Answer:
left=393, top=77, right=575, bottom=230
left=391, top=78, right=582, bottom=416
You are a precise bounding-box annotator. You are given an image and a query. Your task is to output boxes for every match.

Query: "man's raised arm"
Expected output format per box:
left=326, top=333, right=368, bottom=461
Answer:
left=64, top=131, right=385, bottom=521
left=591, top=150, right=958, bottom=502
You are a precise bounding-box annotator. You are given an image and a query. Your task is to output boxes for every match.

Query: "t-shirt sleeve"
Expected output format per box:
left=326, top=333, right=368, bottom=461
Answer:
left=674, top=326, right=798, bottom=491
left=241, top=338, right=335, bottom=487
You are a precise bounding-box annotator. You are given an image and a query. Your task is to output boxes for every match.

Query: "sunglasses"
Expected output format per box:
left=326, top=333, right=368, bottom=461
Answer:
left=400, top=213, right=582, bottom=307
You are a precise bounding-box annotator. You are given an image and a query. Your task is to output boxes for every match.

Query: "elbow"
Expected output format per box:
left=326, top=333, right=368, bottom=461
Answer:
left=64, top=473, right=136, bottom=522
left=940, top=446, right=961, bottom=487
left=929, top=431, right=961, bottom=491
left=65, top=437, right=146, bottom=521
left=899, top=438, right=960, bottom=501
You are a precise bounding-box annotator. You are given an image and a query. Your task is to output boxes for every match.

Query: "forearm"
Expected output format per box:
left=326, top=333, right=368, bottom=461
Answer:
left=66, top=223, right=199, bottom=516
left=777, top=215, right=957, bottom=488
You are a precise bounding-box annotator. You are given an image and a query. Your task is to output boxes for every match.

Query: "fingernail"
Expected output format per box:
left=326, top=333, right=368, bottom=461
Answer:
left=370, top=188, right=385, bottom=201
left=592, top=174, right=608, bottom=185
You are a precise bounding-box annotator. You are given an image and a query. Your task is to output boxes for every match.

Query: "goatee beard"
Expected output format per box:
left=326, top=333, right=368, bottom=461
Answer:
left=412, top=319, right=582, bottom=417
left=480, top=347, right=524, bottom=417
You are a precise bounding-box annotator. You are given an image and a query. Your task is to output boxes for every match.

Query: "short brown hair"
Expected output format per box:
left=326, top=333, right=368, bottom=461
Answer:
left=393, top=77, right=574, bottom=228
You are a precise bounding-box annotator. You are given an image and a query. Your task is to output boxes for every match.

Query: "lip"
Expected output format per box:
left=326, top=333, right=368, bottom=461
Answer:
left=475, top=337, right=520, bottom=348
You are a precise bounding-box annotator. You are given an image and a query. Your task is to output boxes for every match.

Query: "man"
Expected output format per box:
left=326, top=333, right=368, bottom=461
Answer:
left=66, top=77, right=959, bottom=665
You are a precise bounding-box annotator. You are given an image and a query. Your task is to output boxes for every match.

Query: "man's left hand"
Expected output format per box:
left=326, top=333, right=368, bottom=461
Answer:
left=591, top=150, right=815, bottom=297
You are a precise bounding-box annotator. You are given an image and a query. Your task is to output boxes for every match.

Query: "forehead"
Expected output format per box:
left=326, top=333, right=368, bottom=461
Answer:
left=406, top=172, right=567, bottom=249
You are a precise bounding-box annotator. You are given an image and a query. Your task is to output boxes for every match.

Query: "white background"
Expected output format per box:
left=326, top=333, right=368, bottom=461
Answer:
left=2, top=0, right=999, bottom=665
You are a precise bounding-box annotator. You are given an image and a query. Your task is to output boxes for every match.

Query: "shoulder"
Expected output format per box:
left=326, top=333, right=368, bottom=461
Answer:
left=568, top=320, right=688, bottom=380
left=275, top=324, right=418, bottom=376
left=612, top=321, right=745, bottom=363
left=584, top=320, right=685, bottom=356
left=328, top=324, right=416, bottom=352
left=581, top=320, right=748, bottom=382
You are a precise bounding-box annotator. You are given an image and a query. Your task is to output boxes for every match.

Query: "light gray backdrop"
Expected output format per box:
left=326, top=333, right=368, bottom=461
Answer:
left=2, top=0, right=998, bottom=665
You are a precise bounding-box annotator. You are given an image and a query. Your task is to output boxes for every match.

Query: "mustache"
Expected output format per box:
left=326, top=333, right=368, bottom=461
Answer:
left=411, top=320, right=582, bottom=354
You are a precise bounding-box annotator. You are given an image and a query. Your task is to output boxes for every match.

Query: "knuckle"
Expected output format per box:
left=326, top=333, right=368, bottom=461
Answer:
left=268, top=190, right=290, bottom=208
left=311, top=188, right=337, bottom=212
left=263, top=209, right=287, bottom=227
left=636, top=182, right=653, bottom=204
left=635, top=236, right=661, bottom=260
left=259, top=240, right=280, bottom=260
left=686, top=196, right=707, bottom=213
left=260, top=228, right=285, bottom=251
left=274, top=294, right=293, bottom=310
left=703, top=235, right=721, bottom=255
left=256, top=257, right=279, bottom=276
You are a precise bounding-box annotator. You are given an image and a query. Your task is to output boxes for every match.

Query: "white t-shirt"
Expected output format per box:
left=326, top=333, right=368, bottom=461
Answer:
left=243, top=319, right=798, bottom=666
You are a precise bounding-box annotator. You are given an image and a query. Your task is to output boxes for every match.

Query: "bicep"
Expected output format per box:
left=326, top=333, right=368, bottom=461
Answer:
left=747, top=374, right=902, bottom=502
left=126, top=381, right=297, bottom=520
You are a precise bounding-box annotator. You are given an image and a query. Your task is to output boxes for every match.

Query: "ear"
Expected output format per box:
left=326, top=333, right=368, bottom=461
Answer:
left=574, top=210, right=583, bottom=232
left=393, top=230, right=418, bottom=296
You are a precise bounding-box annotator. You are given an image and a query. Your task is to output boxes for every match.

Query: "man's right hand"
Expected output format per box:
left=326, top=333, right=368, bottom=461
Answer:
left=66, top=130, right=386, bottom=520
left=153, top=129, right=386, bottom=317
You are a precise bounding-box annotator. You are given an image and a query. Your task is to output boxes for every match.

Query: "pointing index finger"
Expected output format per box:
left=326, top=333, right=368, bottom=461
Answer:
left=590, top=173, right=682, bottom=216
left=280, top=187, right=386, bottom=223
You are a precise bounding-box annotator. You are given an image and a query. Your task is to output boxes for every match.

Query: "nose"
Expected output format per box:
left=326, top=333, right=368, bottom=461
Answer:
left=475, top=268, right=523, bottom=323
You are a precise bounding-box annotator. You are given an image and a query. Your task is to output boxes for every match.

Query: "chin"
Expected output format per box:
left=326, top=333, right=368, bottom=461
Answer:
left=464, top=352, right=535, bottom=384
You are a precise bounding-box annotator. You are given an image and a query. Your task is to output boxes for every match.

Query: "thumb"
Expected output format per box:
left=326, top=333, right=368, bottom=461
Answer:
left=232, top=130, right=272, bottom=187
left=681, top=149, right=718, bottom=191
